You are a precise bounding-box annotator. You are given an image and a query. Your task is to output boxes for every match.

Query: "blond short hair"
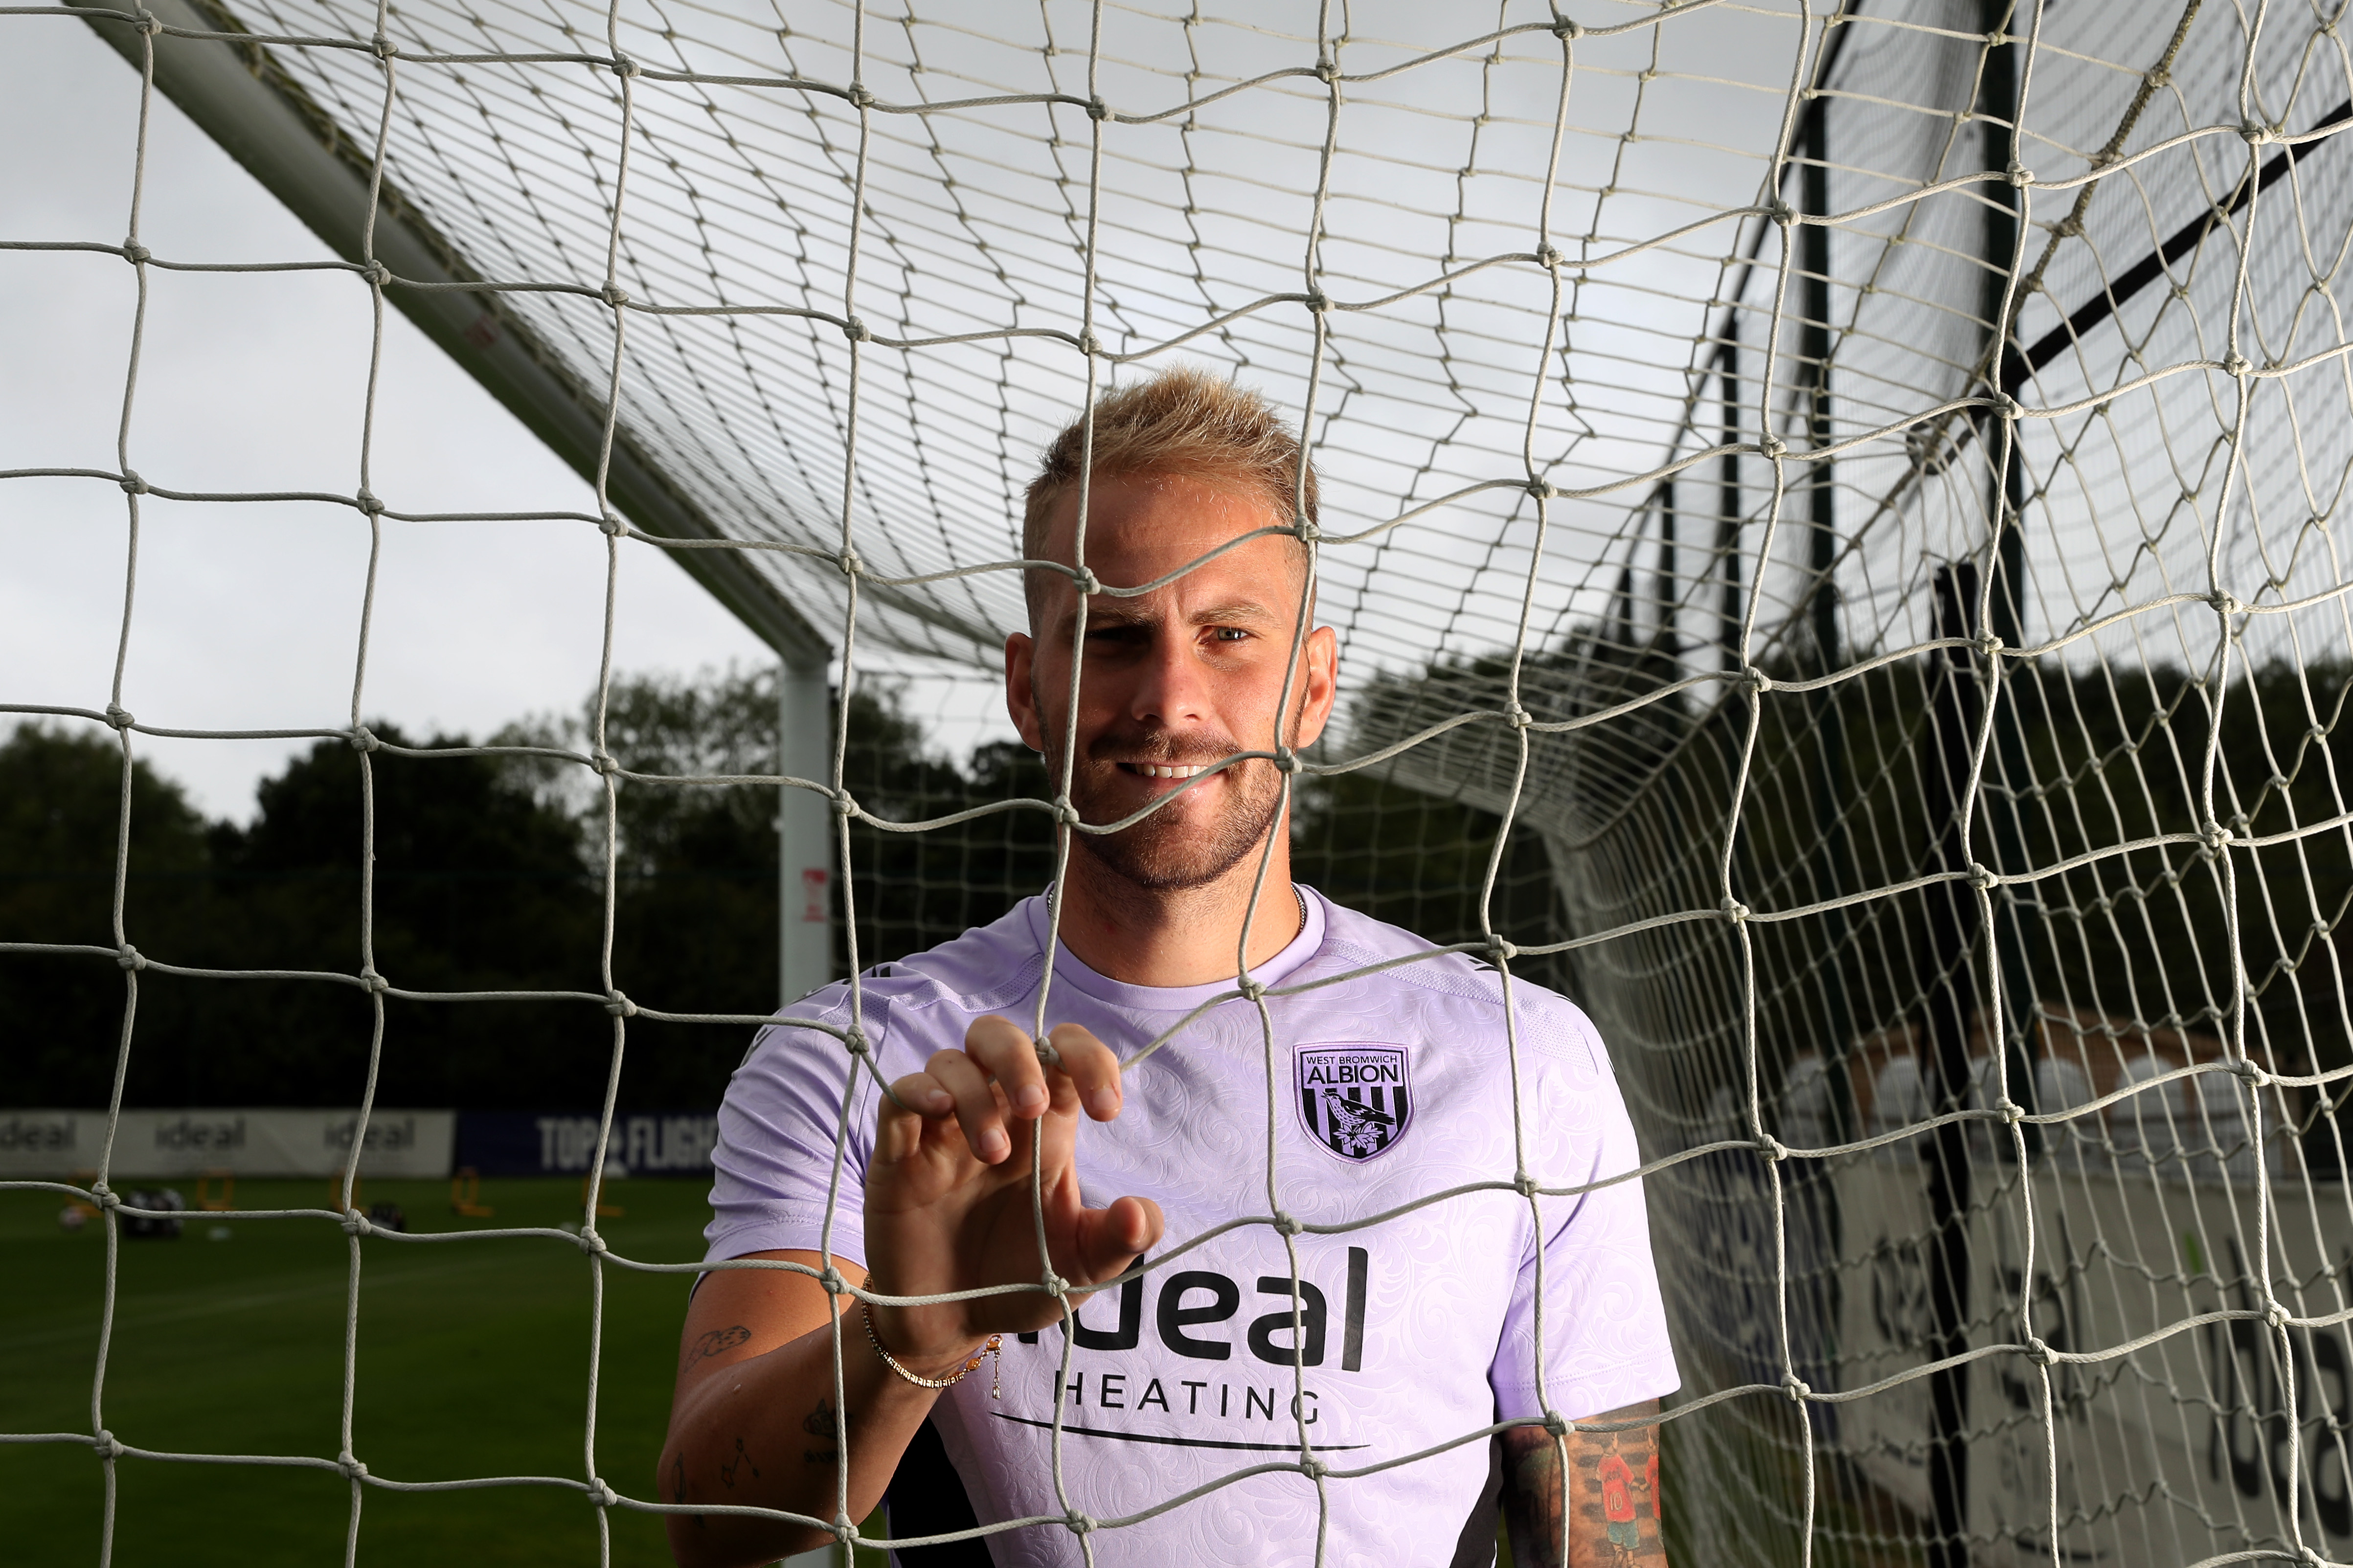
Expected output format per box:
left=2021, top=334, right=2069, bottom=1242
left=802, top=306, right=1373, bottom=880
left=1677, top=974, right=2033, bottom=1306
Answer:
left=1021, top=366, right=1317, bottom=622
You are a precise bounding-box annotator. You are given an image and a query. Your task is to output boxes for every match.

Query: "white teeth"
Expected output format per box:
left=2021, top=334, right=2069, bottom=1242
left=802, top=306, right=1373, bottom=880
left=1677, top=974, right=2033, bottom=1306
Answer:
left=1134, top=764, right=1205, bottom=779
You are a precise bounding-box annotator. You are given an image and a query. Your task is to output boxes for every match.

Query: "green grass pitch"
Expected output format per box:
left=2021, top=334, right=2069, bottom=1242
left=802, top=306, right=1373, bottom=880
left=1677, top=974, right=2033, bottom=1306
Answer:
left=0, top=1175, right=886, bottom=1567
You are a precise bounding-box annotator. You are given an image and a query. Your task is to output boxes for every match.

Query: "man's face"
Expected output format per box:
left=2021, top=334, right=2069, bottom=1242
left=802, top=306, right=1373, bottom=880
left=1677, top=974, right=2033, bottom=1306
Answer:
left=1006, top=473, right=1338, bottom=892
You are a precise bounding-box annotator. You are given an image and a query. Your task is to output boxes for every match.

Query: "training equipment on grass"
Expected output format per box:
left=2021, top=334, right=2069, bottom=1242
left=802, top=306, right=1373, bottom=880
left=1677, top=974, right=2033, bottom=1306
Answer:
left=12, top=1, right=2353, bottom=1564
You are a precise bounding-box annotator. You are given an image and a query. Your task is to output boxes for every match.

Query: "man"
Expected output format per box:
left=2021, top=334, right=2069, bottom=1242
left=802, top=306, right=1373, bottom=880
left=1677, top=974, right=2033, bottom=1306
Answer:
left=659, top=368, right=1677, bottom=1567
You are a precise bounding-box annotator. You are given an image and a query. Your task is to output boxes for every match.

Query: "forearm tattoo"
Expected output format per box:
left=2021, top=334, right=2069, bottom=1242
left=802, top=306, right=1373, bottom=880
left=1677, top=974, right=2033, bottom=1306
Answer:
left=801, top=1395, right=848, bottom=1465
left=1501, top=1404, right=1666, bottom=1568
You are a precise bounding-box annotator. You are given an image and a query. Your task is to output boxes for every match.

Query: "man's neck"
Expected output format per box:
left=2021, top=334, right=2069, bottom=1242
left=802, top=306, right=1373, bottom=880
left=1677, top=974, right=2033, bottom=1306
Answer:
left=1048, top=844, right=1305, bottom=989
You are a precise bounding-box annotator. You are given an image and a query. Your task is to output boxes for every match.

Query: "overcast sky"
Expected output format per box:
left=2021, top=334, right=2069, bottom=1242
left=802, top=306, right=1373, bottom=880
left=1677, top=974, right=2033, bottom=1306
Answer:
left=0, top=22, right=782, bottom=823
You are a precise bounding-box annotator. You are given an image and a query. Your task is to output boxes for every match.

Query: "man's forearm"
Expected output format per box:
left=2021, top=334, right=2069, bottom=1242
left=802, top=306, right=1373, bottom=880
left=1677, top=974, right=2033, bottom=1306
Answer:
left=660, top=1313, right=948, bottom=1568
left=1500, top=1403, right=1668, bottom=1568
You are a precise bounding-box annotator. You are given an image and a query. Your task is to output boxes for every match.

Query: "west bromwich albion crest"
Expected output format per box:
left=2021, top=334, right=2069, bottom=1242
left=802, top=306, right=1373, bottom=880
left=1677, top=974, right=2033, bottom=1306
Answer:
left=1296, top=1045, right=1413, bottom=1161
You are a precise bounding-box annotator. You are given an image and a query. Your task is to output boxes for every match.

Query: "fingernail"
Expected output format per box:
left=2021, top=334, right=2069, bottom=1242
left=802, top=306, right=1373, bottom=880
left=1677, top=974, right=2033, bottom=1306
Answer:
left=1086, top=1086, right=1119, bottom=1118
left=981, top=1129, right=1010, bottom=1160
left=927, top=1090, right=953, bottom=1113
left=1015, top=1083, right=1049, bottom=1115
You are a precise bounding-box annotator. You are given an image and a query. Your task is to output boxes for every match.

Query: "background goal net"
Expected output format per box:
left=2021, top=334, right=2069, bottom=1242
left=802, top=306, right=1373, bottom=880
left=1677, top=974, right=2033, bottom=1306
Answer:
left=8, top=0, right=2353, bottom=1564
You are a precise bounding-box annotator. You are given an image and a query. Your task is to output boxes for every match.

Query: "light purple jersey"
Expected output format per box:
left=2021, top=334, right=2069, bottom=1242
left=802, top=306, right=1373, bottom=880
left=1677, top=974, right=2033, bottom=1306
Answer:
left=708, top=888, right=1677, bottom=1567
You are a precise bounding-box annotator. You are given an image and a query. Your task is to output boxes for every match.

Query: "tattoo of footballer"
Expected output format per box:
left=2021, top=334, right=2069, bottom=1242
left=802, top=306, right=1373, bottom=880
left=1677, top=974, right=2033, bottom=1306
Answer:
left=1500, top=1401, right=1666, bottom=1568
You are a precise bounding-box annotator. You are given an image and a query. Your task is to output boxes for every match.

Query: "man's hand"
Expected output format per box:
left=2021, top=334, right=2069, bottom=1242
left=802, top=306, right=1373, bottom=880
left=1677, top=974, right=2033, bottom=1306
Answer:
left=863, top=1015, right=1166, bottom=1371
left=1500, top=1400, right=1667, bottom=1568
left=658, top=1016, right=1163, bottom=1568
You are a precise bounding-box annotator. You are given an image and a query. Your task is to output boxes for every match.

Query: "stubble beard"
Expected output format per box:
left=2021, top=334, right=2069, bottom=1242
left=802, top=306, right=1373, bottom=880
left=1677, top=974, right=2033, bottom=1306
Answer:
left=1052, top=730, right=1289, bottom=893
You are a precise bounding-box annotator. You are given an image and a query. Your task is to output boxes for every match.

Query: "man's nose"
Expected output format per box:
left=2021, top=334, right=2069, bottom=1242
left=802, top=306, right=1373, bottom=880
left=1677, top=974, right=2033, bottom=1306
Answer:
left=1128, top=628, right=1206, bottom=726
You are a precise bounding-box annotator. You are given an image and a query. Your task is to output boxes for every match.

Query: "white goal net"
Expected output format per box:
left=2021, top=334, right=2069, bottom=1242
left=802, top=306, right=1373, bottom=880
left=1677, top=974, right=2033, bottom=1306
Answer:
left=9, top=0, right=2353, bottom=1564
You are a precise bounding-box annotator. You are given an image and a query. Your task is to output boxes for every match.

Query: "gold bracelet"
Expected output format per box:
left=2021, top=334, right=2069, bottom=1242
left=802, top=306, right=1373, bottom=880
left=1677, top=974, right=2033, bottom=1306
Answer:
left=861, top=1288, right=1002, bottom=1400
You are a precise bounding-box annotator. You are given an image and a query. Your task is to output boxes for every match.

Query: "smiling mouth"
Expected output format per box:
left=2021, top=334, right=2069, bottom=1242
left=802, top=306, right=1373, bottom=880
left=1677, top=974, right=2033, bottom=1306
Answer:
left=1119, top=762, right=1208, bottom=780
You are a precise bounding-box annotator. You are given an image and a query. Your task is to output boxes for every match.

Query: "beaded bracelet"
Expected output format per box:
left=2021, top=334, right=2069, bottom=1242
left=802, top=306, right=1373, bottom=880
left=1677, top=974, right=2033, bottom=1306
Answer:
left=862, top=1287, right=1002, bottom=1399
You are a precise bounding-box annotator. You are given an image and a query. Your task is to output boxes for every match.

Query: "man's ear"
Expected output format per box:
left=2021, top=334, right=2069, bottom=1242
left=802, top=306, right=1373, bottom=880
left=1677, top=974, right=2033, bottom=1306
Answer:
left=1005, top=631, right=1045, bottom=752
left=1288, top=624, right=1340, bottom=751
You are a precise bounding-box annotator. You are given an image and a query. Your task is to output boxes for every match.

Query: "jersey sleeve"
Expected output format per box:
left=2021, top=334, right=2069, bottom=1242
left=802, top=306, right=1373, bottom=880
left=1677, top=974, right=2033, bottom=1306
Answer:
left=702, top=986, right=883, bottom=1267
left=1488, top=1004, right=1680, bottom=1421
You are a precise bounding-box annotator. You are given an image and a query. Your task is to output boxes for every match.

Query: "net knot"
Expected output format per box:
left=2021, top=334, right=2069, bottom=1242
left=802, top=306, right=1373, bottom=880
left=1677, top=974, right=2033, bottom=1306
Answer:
left=348, top=725, right=380, bottom=752
left=1487, top=934, right=1520, bottom=962
left=1302, top=1457, right=1330, bottom=1480
left=578, top=1226, right=610, bottom=1254
left=361, top=261, right=391, bottom=288
left=2230, top=1057, right=2273, bottom=1088
left=1534, top=243, right=1563, bottom=269
left=2266, top=1301, right=2292, bottom=1331
left=846, top=84, right=876, bottom=110
left=1068, top=565, right=1102, bottom=596
left=131, top=8, right=161, bottom=35
left=831, top=788, right=858, bottom=818
left=1742, top=667, right=1771, bottom=694
left=1782, top=1372, right=1813, bottom=1401
left=1756, top=1134, right=1790, bottom=1162
left=608, top=53, right=638, bottom=80
left=1542, top=1411, right=1570, bottom=1437
left=103, top=703, right=135, bottom=729
left=1062, top=1512, right=1098, bottom=1537
left=91, top=1182, right=118, bottom=1210
left=604, top=989, right=637, bottom=1018
left=841, top=316, right=871, bottom=343
left=600, top=283, right=629, bottom=309
left=1076, top=329, right=1101, bottom=357
left=93, top=1429, right=126, bottom=1458
left=1757, top=434, right=1787, bottom=460
left=1967, top=862, right=1998, bottom=891
left=1313, top=57, right=1337, bottom=84
left=1040, top=1272, right=1071, bottom=1299
left=1302, top=289, right=1330, bottom=314
left=342, top=1209, right=374, bottom=1236
left=120, top=241, right=151, bottom=265
left=837, top=546, right=865, bottom=578
left=1975, top=630, right=2004, bottom=658
left=1293, top=516, right=1321, bottom=544
left=1987, top=392, right=2023, bottom=421
left=841, top=1026, right=872, bottom=1057
left=371, top=33, right=399, bottom=59
left=1086, top=95, right=1110, bottom=120
left=2241, top=120, right=2274, bottom=147
left=2025, top=1335, right=2055, bottom=1366
left=819, top=1264, right=848, bottom=1295
left=1550, top=17, right=1583, bottom=41
left=2005, top=161, right=2034, bottom=188
left=356, top=488, right=385, bottom=516
left=2199, top=820, right=2234, bottom=856
left=590, top=750, right=618, bottom=776
left=1034, top=1037, right=1063, bottom=1070
left=117, top=470, right=147, bottom=495
left=339, top=1452, right=370, bottom=1480
left=585, top=1477, right=619, bottom=1508
left=2210, top=590, right=2244, bottom=617
left=115, top=944, right=145, bottom=972
left=1765, top=198, right=1794, bottom=227
left=599, top=511, right=628, bottom=537
left=1720, top=898, right=1752, bottom=923
left=1515, top=1172, right=1540, bottom=1198
left=1524, top=477, right=1558, bottom=500
left=1273, top=746, right=1300, bottom=773
left=1506, top=704, right=1534, bottom=729
left=1051, top=797, right=1083, bottom=828
left=2222, top=352, right=2253, bottom=378
left=1272, top=1211, right=1303, bottom=1236
left=1992, top=1096, right=2026, bottom=1125
left=1238, top=977, right=1268, bottom=1003
left=359, top=966, right=389, bottom=993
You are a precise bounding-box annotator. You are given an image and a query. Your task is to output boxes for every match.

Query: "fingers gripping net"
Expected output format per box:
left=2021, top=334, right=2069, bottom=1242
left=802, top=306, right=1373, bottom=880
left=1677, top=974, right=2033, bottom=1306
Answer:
left=12, top=0, right=2353, bottom=1563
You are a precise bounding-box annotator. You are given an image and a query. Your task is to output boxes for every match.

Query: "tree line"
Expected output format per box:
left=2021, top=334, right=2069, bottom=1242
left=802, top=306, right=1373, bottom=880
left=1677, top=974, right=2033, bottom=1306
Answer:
left=0, top=668, right=1558, bottom=1111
